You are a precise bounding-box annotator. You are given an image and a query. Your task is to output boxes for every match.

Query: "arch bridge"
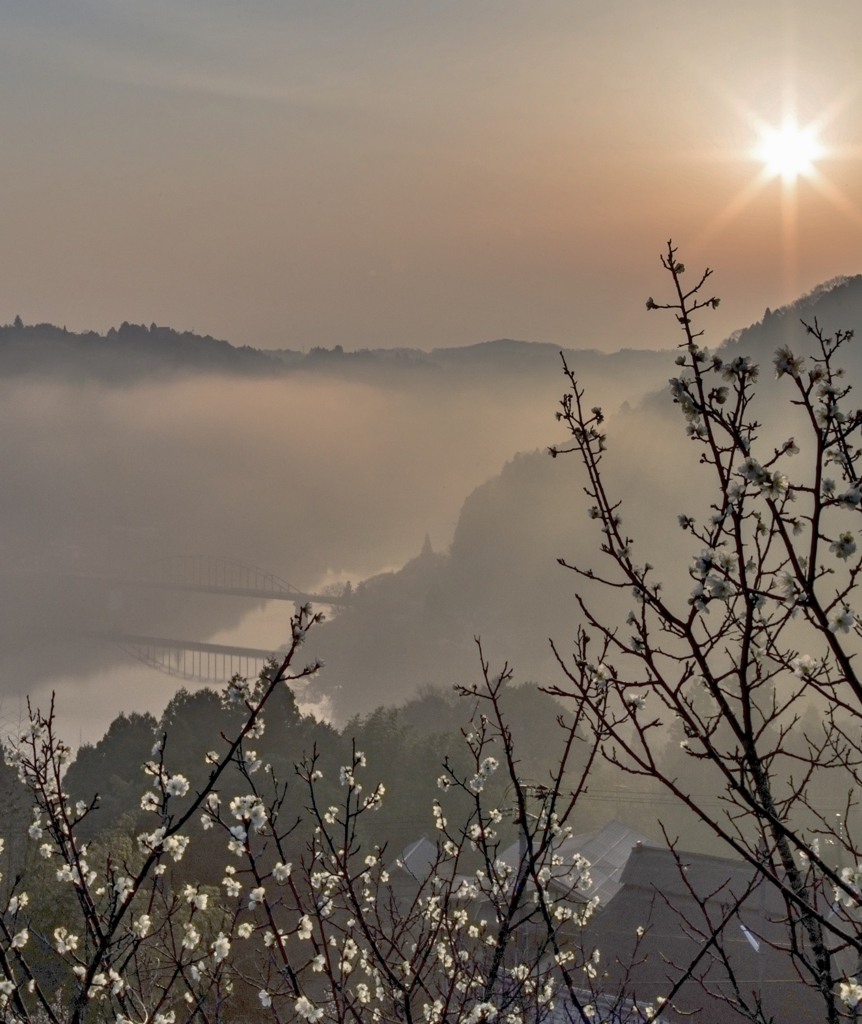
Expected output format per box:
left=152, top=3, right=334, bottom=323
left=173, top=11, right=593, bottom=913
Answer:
left=94, top=631, right=278, bottom=684
left=86, top=555, right=352, bottom=606
left=88, top=556, right=350, bottom=683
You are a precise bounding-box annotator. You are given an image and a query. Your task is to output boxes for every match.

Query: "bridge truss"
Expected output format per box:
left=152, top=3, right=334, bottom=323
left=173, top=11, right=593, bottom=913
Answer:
left=89, top=556, right=348, bottom=683
left=98, top=555, right=352, bottom=605
left=98, top=631, right=278, bottom=684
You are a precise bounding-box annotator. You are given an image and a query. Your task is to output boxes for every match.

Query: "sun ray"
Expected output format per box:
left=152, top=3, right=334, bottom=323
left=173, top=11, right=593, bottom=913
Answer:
left=804, top=169, right=862, bottom=229
left=779, top=175, right=799, bottom=300
left=689, top=170, right=772, bottom=254
left=683, top=65, right=862, bottom=272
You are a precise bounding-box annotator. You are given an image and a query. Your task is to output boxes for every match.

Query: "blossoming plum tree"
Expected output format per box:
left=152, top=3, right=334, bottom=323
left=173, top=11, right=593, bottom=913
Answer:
left=0, top=609, right=662, bottom=1024
left=548, top=241, right=862, bottom=1023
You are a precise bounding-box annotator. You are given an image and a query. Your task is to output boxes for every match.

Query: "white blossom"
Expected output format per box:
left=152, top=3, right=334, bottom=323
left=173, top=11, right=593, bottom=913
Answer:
left=830, top=607, right=857, bottom=634
left=295, top=996, right=325, bottom=1022
left=182, top=923, right=201, bottom=950
left=212, top=932, right=230, bottom=962
left=273, top=861, right=292, bottom=883
left=183, top=885, right=208, bottom=910
left=791, top=654, right=818, bottom=679
left=165, top=775, right=190, bottom=799
left=424, top=1000, right=445, bottom=1024
left=164, top=834, right=190, bottom=862
left=140, top=791, right=160, bottom=813
left=465, top=1002, right=498, bottom=1023
left=53, top=927, right=79, bottom=954
left=840, top=979, right=862, bottom=1009
left=114, top=876, right=134, bottom=904
left=831, top=532, right=858, bottom=561
left=223, top=876, right=242, bottom=898
left=773, top=345, right=803, bottom=378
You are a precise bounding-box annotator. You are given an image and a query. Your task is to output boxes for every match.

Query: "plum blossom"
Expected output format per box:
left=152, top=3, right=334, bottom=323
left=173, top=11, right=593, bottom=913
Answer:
left=830, top=607, right=857, bottom=634
left=137, top=827, right=166, bottom=854
left=164, top=834, right=190, bottom=862
left=183, top=885, right=208, bottom=910
left=182, top=923, right=200, bottom=950
left=229, top=795, right=268, bottom=832
left=465, top=1002, right=498, bottom=1023
left=222, top=874, right=242, bottom=898
left=114, top=876, right=134, bottom=904
left=53, top=927, right=79, bottom=954
left=140, top=791, right=160, bottom=813
left=165, top=775, right=190, bottom=799
left=830, top=532, right=857, bottom=560
left=738, top=457, right=788, bottom=496
left=773, top=345, right=804, bottom=378
left=212, top=932, right=230, bottom=962
left=791, top=654, right=818, bottom=679
left=706, top=575, right=734, bottom=601
left=432, top=802, right=447, bottom=831
left=840, top=979, right=862, bottom=1008
left=295, top=996, right=325, bottom=1022
left=363, top=783, right=385, bottom=810
left=273, top=861, right=292, bottom=883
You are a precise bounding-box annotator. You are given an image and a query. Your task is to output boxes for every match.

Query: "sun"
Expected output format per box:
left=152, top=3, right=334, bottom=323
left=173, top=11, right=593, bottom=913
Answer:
left=756, top=119, right=823, bottom=182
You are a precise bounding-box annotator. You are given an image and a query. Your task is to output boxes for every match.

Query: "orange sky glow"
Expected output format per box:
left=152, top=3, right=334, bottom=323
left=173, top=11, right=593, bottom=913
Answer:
left=1, top=0, right=861, bottom=351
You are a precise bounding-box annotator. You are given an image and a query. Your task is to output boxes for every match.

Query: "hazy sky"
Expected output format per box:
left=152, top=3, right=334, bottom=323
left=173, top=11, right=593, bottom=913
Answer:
left=2, top=1, right=862, bottom=350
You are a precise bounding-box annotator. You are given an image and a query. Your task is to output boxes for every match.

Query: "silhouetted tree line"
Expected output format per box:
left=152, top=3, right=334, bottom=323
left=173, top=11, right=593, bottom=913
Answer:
left=0, top=319, right=280, bottom=382
left=48, top=679, right=585, bottom=863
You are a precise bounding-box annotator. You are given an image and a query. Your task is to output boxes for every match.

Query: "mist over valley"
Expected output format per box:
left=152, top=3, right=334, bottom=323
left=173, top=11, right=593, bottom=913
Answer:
left=4, top=274, right=862, bottom=742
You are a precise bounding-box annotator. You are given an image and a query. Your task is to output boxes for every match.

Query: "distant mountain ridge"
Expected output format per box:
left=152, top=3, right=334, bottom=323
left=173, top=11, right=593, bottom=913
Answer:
left=0, top=319, right=281, bottom=383
left=718, top=274, right=862, bottom=360
left=0, top=315, right=678, bottom=398
left=4, top=270, right=861, bottom=387
left=0, top=315, right=675, bottom=395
